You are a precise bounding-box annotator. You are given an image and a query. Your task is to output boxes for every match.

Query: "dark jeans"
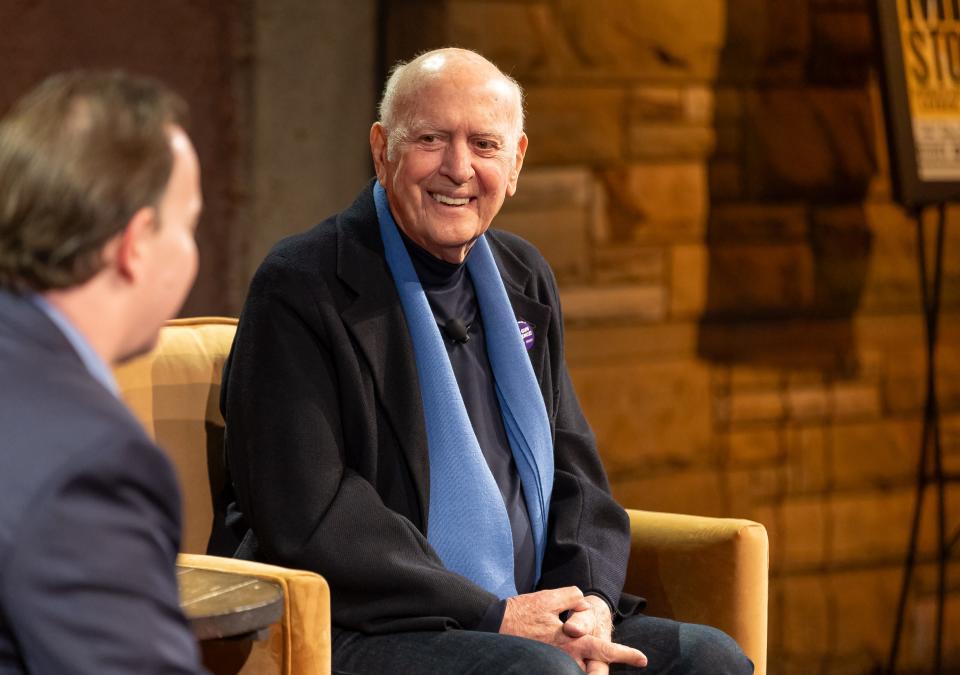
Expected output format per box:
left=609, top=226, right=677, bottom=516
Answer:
left=332, top=614, right=754, bottom=675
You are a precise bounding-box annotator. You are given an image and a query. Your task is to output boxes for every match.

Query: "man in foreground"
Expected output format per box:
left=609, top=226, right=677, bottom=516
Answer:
left=218, top=48, right=752, bottom=674
left=0, top=71, right=205, bottom=673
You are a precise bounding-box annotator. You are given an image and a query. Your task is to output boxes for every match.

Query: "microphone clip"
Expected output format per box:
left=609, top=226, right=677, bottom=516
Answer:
left=443, top=318, right=471, bottom=344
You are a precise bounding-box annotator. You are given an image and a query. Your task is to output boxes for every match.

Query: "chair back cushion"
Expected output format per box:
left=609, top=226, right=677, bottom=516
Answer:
left=114, top=317, right=237, bottom=554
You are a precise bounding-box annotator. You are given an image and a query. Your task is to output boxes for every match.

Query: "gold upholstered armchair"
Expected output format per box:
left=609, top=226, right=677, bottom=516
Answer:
left=114, top=317, right=768, bottom=675
left=114, top=318, right=330, bottom=675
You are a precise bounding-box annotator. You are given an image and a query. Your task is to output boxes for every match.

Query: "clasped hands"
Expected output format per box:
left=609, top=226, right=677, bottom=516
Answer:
left=499, top=587, right=647, bottom=674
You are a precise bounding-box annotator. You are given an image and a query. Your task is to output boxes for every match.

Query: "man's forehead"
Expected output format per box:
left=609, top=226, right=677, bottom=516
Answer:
left=483, top=77, right=516, bottom=99
left=400, top=79, right=517, bottom=126
left=399, top=51, right=518, bottom=106
left=420, top=66, right=517, bottom=102
left=404, top=115, right=510, bottom=138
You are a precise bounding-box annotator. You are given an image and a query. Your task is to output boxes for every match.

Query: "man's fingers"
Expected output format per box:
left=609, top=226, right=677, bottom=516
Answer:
left=585, top=660, right=610, bottom=675
left=544, top=585, right=585, bottom=612
left=577, top=636, right=648, bottom=668
left=561, top=612, right=591, bottom=638
left=572, top=597, right=593, bottom=612
left=562, top=605, right=599, bottom=639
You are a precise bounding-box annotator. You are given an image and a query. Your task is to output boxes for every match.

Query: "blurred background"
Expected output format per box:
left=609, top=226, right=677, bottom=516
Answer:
left=2, top=1, right=958, bottom=672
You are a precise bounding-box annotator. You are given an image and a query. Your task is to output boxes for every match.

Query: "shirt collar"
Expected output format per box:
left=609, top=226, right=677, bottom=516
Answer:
left=396, top=224, right=468, bottom=288
left=29, top=294, right=120, bottom=397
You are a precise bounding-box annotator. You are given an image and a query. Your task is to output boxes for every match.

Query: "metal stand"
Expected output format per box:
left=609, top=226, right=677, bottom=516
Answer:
left=887, top=202, right=955, bottom=675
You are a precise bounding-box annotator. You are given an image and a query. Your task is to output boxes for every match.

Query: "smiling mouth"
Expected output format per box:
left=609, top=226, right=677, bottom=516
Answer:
left=430, top=192, right=472, bottom=206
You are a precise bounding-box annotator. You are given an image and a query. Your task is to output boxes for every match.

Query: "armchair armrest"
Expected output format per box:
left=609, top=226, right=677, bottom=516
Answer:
left=624, top=509, right=768, bottom=675
left=178, top=553, right=330, bottom=675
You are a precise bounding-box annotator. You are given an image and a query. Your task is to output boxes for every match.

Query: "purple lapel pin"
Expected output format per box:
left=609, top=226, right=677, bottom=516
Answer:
left=518, top=320, right=535, bottom=350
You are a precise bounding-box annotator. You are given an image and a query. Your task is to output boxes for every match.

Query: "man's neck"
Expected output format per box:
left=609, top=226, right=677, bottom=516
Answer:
left=42, top=283, right=124, bottom=367
left=397, top=225, right=469, bottom=288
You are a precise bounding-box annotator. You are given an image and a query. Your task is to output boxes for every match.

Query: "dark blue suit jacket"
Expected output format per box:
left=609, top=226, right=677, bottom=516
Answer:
left=0, top=290, right=203, bottom=673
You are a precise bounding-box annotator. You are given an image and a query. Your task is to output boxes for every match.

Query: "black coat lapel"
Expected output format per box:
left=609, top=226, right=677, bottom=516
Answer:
left=335, top=185, right=431, bottom=525
left=487, top=234, right=552, bottom=393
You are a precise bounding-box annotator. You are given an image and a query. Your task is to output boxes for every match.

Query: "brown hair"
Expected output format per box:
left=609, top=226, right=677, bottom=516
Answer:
left=0, top=70, right=188, bottom=292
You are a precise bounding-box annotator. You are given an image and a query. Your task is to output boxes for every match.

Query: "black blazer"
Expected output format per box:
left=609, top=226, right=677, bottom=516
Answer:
left=218, top=181, right=640, bottom=634
left=0, top=291, right=202, bottom=674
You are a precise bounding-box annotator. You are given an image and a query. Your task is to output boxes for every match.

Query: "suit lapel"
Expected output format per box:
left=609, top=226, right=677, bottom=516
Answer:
left=503, top=289, right=551, bottom=391
left=335, top=186, right=431, bottom=525
left=487, top=234, right=552, bottom=393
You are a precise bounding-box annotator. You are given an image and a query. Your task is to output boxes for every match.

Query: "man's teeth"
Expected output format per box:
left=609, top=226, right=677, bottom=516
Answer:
left=431, top=193, right=470, bottom=206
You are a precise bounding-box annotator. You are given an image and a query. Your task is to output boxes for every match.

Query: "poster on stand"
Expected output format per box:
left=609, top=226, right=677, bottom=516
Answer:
left=876, top=0, right=960, bottom=203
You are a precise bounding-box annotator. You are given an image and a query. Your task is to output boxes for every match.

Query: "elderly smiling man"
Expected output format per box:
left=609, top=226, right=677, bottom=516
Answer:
left=216, top=48, right=752, bottom=674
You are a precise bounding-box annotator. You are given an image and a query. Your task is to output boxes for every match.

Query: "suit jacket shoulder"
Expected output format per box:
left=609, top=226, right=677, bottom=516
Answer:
left=0, top=291, right=202, bottom=674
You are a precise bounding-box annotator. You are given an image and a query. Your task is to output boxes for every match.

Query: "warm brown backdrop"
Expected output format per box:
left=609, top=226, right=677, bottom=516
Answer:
left=0, top=0, right=251, bottom=314
left=3, top=1, right=958, bottom=673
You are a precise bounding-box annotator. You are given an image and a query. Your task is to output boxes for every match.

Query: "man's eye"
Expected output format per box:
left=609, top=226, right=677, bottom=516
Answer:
left=420, top=135, right=438, bottom=144
left=475, top=139, right=499, bottom=151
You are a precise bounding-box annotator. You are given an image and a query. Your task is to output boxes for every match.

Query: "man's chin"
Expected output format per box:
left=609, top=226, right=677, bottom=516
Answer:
left=114, top=330, right=161, bottom=366
left=431, top=214, right=487, bottom=239
left=435, top=234, right=485, bottom=263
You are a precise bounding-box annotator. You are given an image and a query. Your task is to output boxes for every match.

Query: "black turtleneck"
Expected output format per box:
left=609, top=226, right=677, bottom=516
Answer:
left=398, top=229, right=536, bottom=627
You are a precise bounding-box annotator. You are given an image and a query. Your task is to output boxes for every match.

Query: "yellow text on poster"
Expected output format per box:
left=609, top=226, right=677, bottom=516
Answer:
left=899, top=0, right=960, bottom=179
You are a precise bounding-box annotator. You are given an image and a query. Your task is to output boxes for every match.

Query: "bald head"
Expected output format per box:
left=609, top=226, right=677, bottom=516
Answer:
left=378, top=48, right=525, bottom=158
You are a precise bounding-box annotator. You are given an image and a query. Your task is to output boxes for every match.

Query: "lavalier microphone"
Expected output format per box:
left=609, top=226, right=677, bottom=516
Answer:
left=443, top=319, right=470, bottom=344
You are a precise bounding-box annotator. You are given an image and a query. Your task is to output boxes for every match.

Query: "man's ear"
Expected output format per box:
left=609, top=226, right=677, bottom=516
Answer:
left=370, top=122, right=388, bottom=184
left=113, top=206, right=158, bottom=283
left=506, top=133, right=528, bottom=197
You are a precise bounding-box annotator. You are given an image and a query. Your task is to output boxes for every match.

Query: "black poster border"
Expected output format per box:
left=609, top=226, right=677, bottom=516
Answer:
left=874, top=0, right=960, bottom=206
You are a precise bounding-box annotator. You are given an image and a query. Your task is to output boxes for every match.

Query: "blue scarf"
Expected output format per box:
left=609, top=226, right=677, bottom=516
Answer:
left=374, top=182, right=553, bottom=599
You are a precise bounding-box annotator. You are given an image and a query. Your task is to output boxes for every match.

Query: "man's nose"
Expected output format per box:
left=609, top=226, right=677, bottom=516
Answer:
left=440, top=139, right=475, bottom=184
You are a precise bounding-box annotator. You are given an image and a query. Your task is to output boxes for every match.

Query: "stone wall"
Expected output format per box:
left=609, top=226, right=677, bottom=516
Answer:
left=385, top=1, right=960, bottom=672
